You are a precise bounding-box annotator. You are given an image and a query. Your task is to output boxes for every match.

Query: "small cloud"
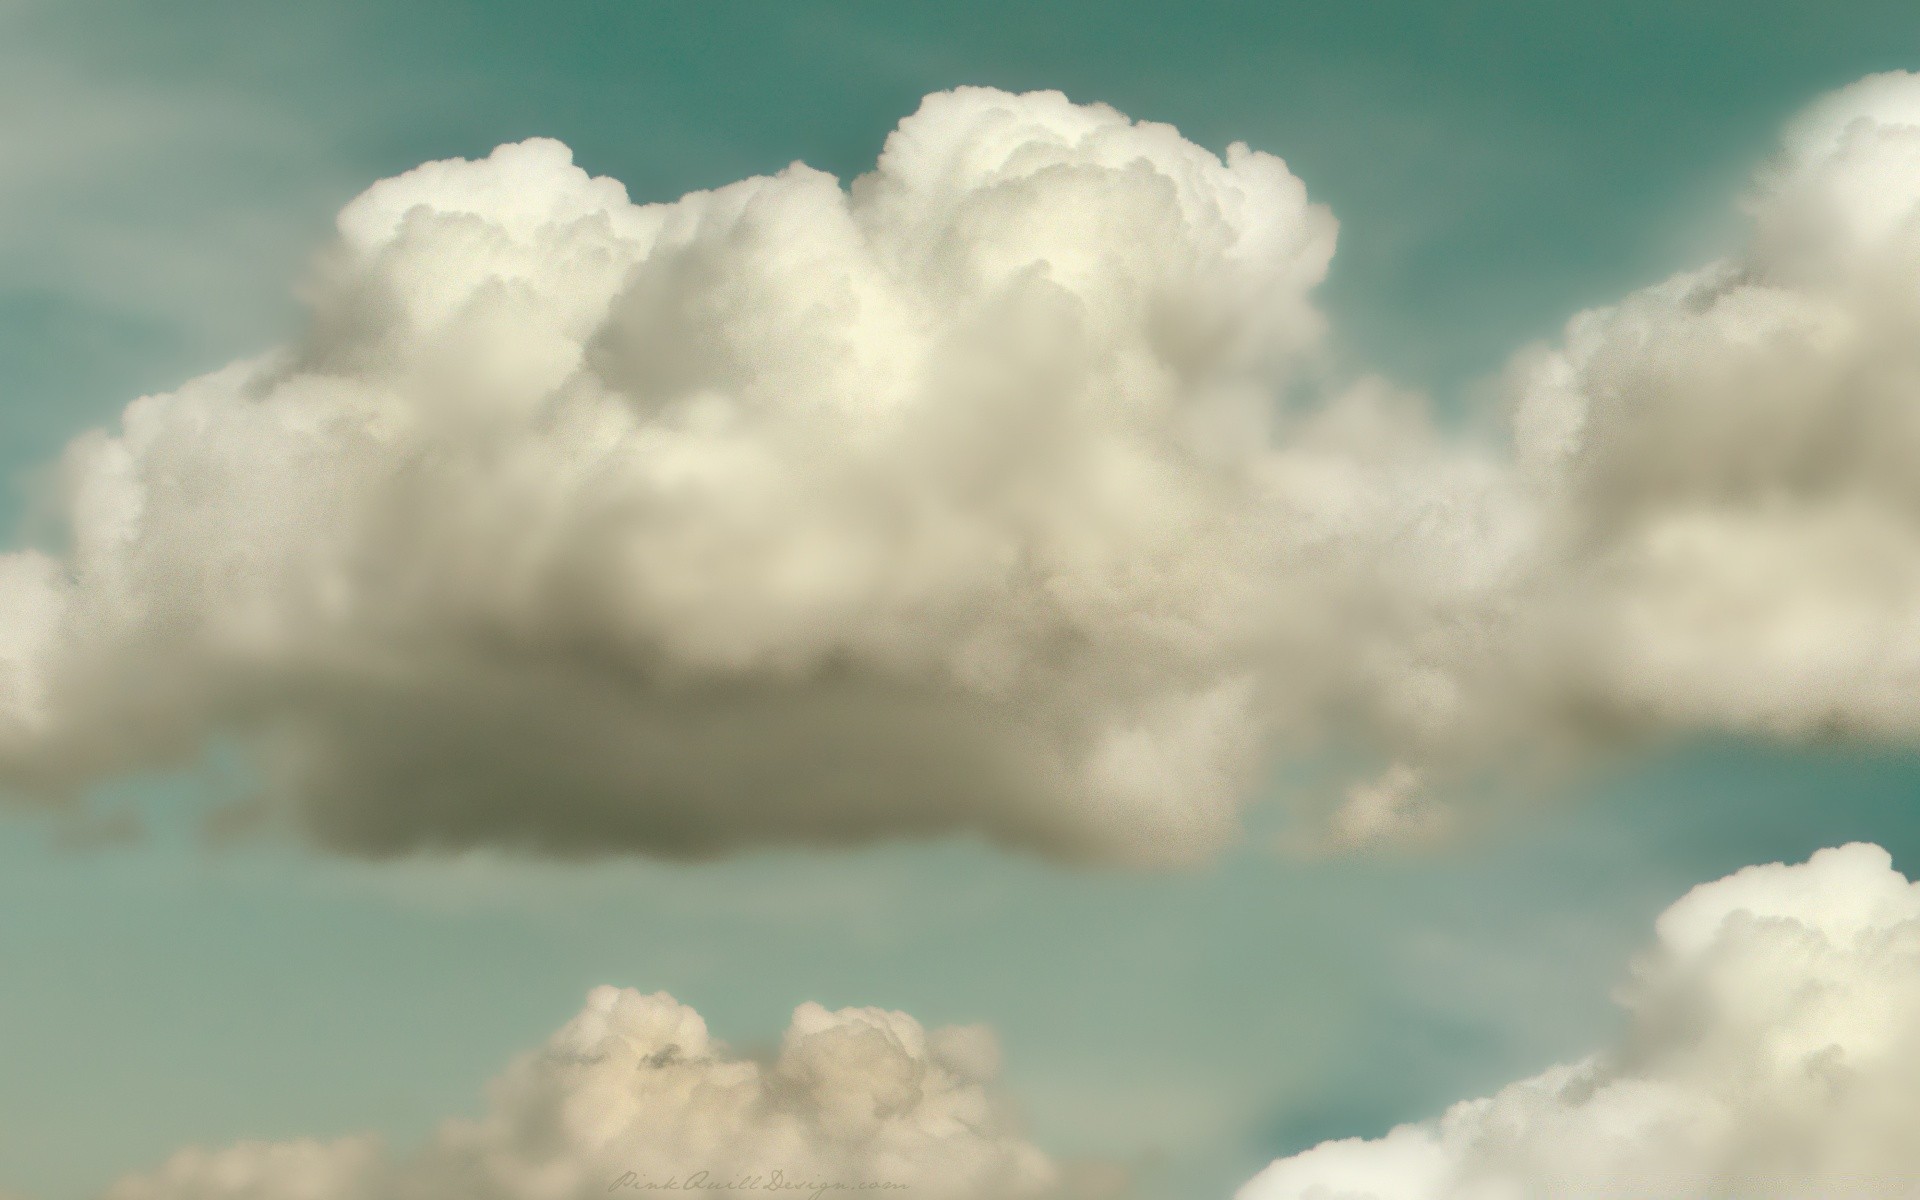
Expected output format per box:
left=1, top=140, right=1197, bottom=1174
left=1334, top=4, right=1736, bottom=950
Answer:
left=1324, top=764, right=1452, bottom=851
left=103, top=986, right=1100, bottom=1200
left=1273, top=764, right=1453, bottom=859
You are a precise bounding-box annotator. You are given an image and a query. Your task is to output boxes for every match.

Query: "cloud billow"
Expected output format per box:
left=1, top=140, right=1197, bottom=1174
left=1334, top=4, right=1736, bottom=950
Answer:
left=1496, top=73, right=1920, bottom=746
left=13, top=74, right=1920, bottom=859
left=1288, top=70, right=1920, bottom=837
left=0, top=87, right=1346, bottom=864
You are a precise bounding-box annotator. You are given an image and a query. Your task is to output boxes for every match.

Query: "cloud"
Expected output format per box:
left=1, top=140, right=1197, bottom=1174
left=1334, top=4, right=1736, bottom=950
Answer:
left=1239, top=841, right=1920, bottom=1199
left=1492, top=70, right=1920, bottom=747
left=1263, top=70, right=1920, bottom=806
left=0, top=85, right=1386, bottom=865
left=1322, top=764, right=1451, bottom=854
left=1280, top=68, right=1920, bottom=832
left=13, top=74, right=1920, bottom=861
left=102, top=986, right=1100, bottom=1200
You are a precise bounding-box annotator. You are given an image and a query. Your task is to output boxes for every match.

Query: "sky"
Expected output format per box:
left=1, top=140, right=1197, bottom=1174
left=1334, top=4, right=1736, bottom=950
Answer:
left=12, top=3, right=1920, bottom=1199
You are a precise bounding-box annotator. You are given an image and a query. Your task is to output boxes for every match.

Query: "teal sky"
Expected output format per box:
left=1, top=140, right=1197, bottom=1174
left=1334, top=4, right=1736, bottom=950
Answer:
left=8, top=3, right=1920, bottom=1198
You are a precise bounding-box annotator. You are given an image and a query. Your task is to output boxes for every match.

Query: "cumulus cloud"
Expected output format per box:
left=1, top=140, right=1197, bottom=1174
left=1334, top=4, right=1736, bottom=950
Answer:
left=1493, top=70, right=1920, bottom=746
left=0, top=85, right=1386, bottom=864
left=104, top=986, right=1095, bottom=1200
left=1240, top=842, right=1920, bottom=1199
left=14, top=74, right=1920, bottom=861
left=1273, top=68, right=1920, bottom=801
left=1277, top=68, right=1920, bottom=828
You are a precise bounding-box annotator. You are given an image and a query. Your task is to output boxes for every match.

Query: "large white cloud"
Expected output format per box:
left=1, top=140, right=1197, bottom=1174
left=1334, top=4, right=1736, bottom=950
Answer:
left=1240, top=841, right=1920, bottom=1199
left=0, top=85, right=1411, bottom=864
left=0, top=82, right=1525, bottom=862
left=103, top=986, right=1092, bottom=1200
left=15, top=74, right=1920, bottom=860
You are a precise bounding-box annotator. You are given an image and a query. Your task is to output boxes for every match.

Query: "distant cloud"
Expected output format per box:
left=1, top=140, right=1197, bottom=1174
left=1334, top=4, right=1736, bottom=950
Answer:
left=1240, top=842, right=1920, bottom=1198
left=103, top=987, right=1102, bottom=1200
left=12, top=75, right=1920, bottom=861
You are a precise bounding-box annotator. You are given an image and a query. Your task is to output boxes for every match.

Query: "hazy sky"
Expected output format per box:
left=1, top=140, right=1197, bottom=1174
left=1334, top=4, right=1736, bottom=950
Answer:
left=11, top=4, right=1920, bottom=1199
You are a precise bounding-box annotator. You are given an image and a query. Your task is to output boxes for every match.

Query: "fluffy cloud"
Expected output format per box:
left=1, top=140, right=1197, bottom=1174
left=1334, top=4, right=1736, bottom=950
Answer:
left=1240, top=842, right=1920, bottom=1199
left=13, top=74, right=1920, bottom=861
left=0, top=85, right=1384, bottom=864
left=1280, top=68, right=1920, bottom=826
left=104, top=986, right=1089, bottom=1200
left=1494, top=70, right=1920, bottom=746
